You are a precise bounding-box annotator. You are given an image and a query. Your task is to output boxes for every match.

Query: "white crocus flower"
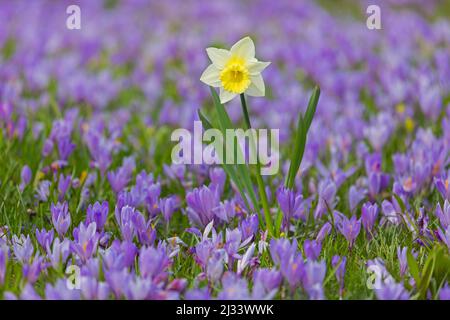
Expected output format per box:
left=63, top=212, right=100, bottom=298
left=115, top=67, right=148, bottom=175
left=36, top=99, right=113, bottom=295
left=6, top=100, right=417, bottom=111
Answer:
left=200, top=36, right=270, bottom=103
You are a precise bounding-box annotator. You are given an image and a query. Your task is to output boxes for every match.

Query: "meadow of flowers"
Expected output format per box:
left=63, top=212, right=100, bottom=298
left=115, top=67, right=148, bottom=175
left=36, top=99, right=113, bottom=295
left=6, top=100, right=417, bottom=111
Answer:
left=0, top=0, right=449, bottom=300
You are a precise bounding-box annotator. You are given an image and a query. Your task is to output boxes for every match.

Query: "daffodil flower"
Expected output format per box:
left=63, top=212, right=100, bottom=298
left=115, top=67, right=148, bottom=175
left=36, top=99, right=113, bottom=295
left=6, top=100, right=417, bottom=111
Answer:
left=200, top=37, right=270, bottom=103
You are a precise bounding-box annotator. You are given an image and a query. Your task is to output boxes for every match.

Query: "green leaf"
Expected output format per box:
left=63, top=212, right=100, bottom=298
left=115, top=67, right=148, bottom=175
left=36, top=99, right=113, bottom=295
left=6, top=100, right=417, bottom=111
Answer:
left=207, top=89, right=260, bottom=214
left=197, top=109, right=251, bottom=211
left=285, top=86, right=320, bottom=189
left=285, top=113, right=306, bottom=189
left=304, top=86, right=320, bottom=131
left=418, top=251, right=436, bottom=298
left=407, top=249, right=420, bottom=285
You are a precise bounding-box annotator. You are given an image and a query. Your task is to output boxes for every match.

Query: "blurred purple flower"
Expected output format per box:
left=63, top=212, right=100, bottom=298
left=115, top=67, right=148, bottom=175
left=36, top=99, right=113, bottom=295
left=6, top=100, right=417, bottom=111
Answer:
left=51, top=202, right=71, bottom=237
left=86, top=201, right=109, bottom=231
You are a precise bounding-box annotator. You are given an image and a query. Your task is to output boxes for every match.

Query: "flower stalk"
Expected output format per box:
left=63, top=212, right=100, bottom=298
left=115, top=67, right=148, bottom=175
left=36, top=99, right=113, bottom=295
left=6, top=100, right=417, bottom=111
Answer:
left=239, top=93, right=274, bottom=236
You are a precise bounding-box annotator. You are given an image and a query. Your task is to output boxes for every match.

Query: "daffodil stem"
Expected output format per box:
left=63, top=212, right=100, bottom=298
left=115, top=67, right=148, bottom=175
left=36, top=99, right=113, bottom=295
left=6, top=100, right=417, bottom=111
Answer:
left=239, top=93, right=274, bottom=237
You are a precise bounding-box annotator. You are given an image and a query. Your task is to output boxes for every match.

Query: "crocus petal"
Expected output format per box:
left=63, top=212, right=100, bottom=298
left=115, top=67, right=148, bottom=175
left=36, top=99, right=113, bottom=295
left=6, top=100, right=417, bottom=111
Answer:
left=200, top=64, right=221, bottom=87
left=230, top=37, right=255, bottom=60
left=206, top=48, right=231, bottom=69
left=246, top=74, right=265, bottom=97
left=219, top=88, right=237, bottom=104
left=247, top=61, right=270, bottom=75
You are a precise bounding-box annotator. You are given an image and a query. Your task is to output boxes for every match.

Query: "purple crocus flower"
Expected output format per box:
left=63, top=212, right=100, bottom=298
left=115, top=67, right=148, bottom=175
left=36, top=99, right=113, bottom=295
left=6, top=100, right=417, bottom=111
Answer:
left=45, top=279, right=81, bottom=300
left=239, top=214, right=259, bottom=240
left=132, top=211, right=156, bottom=246
left=439, top=283, right=450, bottom=300
left=51, top=202, right=71, bottom=237
left=47, top=238, right=71, bottom=269
left=107, top=156, right=135, bottom=194
left=57, top=137, right=76, bottom=161
left=348, top=185, right=366, bottom=212
left=102, top=240, right=138, bottom=272
left=42, top=138, right=54, bottom=157
left=185, top=287, right=211, bottom=300
left=145, top=182, right=161, bottom=217
left=332, top=255, right=346, bottom=297
left=86, top=201, right=109, bottom=231
left=206, top=250, right=225, bottom=283
left=186, top=186, right=221, bottom=228
left=23, top=255, right=44, bottom=283
left=397, top=247, right=408, bottom=277
left=12, top=234, right=34, bottom=264
left=19, top=165, right=32, bottom=192
left=361, top=202, right=379, bottom=234
left=71, top=222, right=99, bottom=263
left=115, top=205, right=137, bottom=242
left=365, top=153, right=390, bottom=199
left=0, top=245, right=9, bottom=286
left=35, top=228, right=54, bottom=250
left=375, top=280, right=410, bottom=300
left=435, top=200, right=450, bottom=229
left=437, top=226, right=450, bottom=250
left=435, top=175, right=450, bottom=200
left=209, top=167, right=226, bottom=197
left=337, top=214, right=361, bottom=249
left=314, top=179, right=337, bottom=219
left=36, top=180, right=51, bottom=202
left=316, top=222, right=332, bottom=243
left=80, top=276, right=110, bottom=300
left=270, top=238, right=298, bottom=267
left=57, top=173, right=71, bottom=200
left=303, top=240, right=321, bottom=260
left=139, top=246, right=170, bottom=282
left=159, top=196, right=177, bottom=222
left=213, top=200, right=236, bottom=223
left=277, top=187, right=304, bottom=229
left=302, top=260, right=326, bottom=300
left=218, top=272, right=250, bottom=300
left=252, top=268, right=282, bottom=299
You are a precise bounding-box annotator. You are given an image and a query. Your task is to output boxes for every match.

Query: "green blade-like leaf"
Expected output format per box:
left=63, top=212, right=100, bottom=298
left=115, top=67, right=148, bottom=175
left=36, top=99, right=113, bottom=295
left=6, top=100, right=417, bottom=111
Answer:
left=285, top=86, right=320, bottom=189
left=197, top=109, right=251, bottom=211
left=208, top=88, right=260, bottom=213
left=304, top=86, right=320, bottom=131
left=407, top=249, right=420, bottom=285
left=285, top=113, right=306, bottom=189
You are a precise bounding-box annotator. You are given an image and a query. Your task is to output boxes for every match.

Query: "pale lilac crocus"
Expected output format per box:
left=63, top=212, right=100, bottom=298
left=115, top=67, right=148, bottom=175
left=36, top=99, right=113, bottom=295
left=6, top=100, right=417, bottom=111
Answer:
left=86, top=201, right=109, bottom=231
left=277, top=187, right=304, bottom=229
left=361, top=202, right=379, bottom=234
left=303, top=240, right=321, bottom=260
left=435, top=200, right=450, bottom=229
left=35, top=228, right=54, bottom=250
left=71, top=222, right=99, bottom=263
left=302, top=260, right=326, bottom=300
left=337, top=214, right=361, bottom=249
left=51, top=202, right=71, bottom=237
left=375, top=280, right=410, bottom=300
left=19, top=165, right=32, bottom=192
left=12, top=234, right=34, bottom=264
left=316, top=222, right=332, bottom=243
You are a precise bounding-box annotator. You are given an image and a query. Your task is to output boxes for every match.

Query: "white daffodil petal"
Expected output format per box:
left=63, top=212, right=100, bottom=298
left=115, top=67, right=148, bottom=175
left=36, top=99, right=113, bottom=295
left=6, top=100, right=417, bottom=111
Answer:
left=219, top=88, right=237, bottom=104
left=230, top=37, right=255, bottom=60
left=206, top=48, right=231, bottom=69
left=247, top=61, right=271, bottom=75
left=200, top=64, right=221, bottom=87
left=246, top=75, right=265, bottom=97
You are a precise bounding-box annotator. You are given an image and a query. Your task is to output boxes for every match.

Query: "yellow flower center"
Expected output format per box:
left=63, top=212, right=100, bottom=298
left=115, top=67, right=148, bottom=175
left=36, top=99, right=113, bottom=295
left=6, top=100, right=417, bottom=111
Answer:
left=220, top=56, right=250, bottom=94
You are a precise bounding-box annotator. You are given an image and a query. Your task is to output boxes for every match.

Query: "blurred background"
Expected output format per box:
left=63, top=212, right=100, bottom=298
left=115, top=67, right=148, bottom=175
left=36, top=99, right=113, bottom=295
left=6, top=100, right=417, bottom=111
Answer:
left=0, top=0, right=449, bottom=166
